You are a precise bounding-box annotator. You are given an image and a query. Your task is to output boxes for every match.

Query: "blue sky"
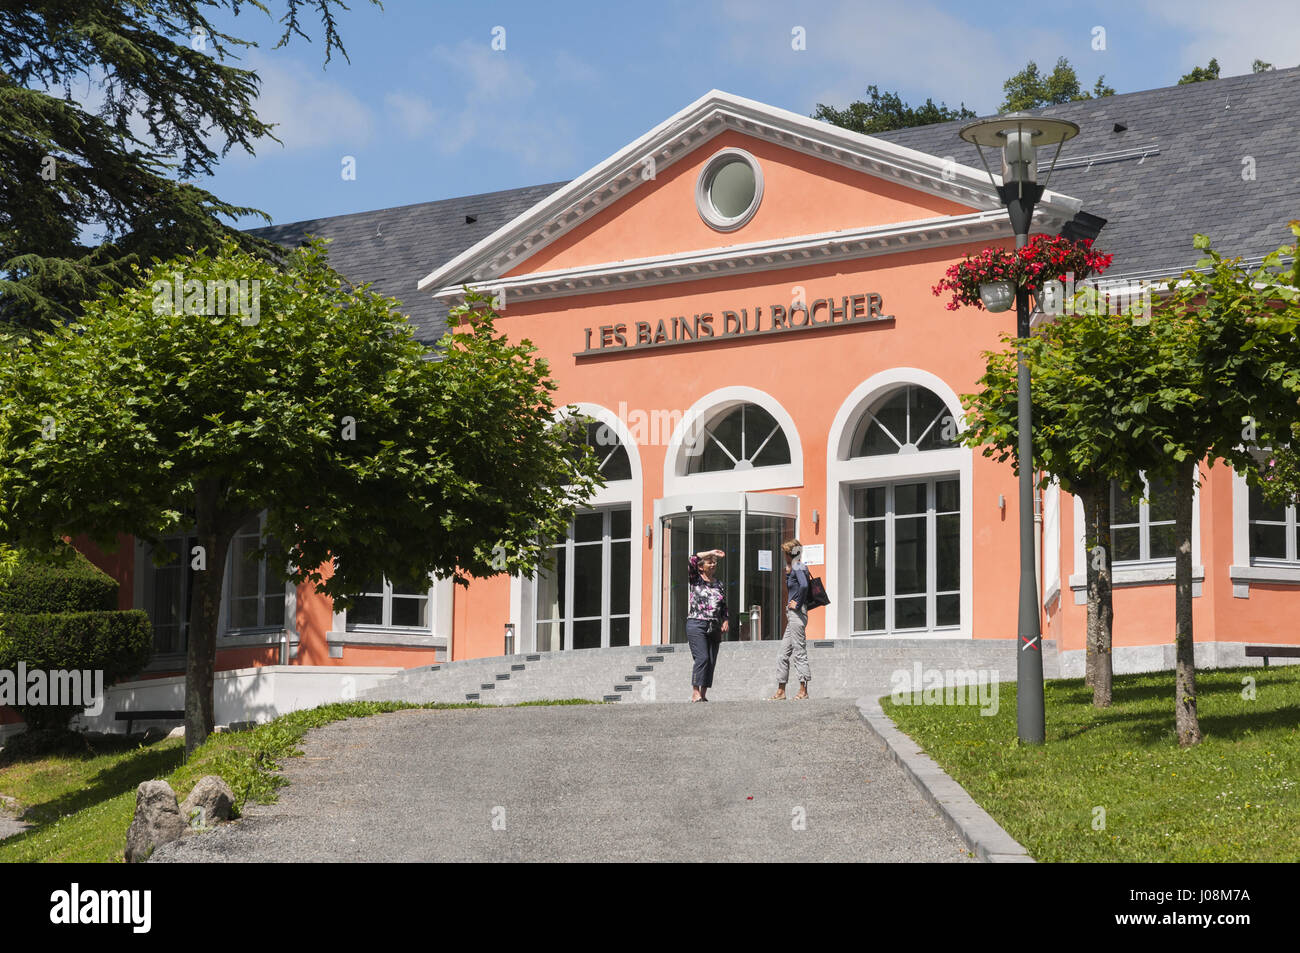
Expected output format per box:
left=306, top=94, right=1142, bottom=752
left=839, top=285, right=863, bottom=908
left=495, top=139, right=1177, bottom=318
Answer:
left=181, top=0, right=1299, bottom=229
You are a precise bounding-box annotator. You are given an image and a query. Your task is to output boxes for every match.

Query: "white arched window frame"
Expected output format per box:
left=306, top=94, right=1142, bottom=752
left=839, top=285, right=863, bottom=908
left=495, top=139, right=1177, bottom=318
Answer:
left=662, top=386, right=803, bottom=498
left=513, top=403, right=644, bottom=653
left=826, top=368, right=973, bottom=640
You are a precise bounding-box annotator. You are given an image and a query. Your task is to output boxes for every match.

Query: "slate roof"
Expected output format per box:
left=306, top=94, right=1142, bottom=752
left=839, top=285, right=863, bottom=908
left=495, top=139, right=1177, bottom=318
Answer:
left=249, top=182, right=565, bottom=342
left=872, top=65, right=1300, bottom=281
left=249, top=66, right=1300, bottom=339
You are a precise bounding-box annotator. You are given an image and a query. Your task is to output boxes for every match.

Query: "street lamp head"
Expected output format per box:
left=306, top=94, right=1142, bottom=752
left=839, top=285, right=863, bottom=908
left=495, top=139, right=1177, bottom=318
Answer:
left=958, top=113, right=1080, bottom=189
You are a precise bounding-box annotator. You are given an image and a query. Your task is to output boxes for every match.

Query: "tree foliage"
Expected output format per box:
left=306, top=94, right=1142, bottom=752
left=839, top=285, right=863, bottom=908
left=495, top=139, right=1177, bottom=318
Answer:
left=960, top=223, right=1300, bottom=732
left=0, top=240, right=604, bottom=751
left=1178, top=58, right=1221, bottom=84
left=1000, top=57, right=1114, bottom=112
left=0, top=0, right=380, bottom=330
left=812, top=84, right=975, bottom=134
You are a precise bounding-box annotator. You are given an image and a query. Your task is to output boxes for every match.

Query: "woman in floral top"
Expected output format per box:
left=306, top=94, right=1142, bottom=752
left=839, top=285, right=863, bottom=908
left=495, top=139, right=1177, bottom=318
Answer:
left=687, top=549, right=729, bottom=701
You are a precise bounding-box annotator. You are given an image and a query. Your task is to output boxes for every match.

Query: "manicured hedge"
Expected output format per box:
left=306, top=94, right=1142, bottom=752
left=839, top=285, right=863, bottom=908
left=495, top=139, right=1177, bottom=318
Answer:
left=0, top=549, right=118, bottom=614
left=0, top=610, right=153, bottom=674
left=0, top=610, right=153, bottom=730
left=0, top=547, right=149, bottom=731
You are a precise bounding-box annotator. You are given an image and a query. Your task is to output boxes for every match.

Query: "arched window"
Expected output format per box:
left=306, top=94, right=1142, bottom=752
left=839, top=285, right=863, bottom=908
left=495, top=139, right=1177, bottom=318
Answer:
left=585, top=420, right=632, bottom=482
left=851, top=385, right=957, bottom=457
left=687, top=403, right=791, bottom=474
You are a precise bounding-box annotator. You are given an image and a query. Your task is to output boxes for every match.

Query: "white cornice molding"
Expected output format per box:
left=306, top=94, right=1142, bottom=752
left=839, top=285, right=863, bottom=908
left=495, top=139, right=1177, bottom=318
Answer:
left=417, top=90, right=1084, bottom=296
left=428, top=206, right=1078, bottom=304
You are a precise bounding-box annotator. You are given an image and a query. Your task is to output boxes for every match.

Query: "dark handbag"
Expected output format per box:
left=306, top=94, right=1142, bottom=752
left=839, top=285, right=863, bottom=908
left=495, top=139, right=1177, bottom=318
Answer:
left=806, top=574, right=831, bottom=608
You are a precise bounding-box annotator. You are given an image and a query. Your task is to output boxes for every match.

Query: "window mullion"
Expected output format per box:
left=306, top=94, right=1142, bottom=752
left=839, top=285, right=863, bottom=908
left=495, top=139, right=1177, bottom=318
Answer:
left=1139, top=475, right=1150, bottom=562
left=928, top=480, right=937, bottom=629
left=602, top=510, right=612, bottom=648
left=885, top=484, right=895, bottom=634
left=564, top=528, right=575, bottom=650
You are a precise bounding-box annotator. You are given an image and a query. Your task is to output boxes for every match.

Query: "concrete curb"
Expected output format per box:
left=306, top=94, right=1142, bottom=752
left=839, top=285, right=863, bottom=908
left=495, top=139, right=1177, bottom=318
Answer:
left=855, top=697, right=1034, bottom=863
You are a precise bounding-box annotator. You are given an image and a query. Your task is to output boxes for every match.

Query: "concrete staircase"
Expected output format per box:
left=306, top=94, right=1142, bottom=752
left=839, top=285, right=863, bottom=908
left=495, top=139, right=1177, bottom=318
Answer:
left=359, top=638, right=1060, bottom=706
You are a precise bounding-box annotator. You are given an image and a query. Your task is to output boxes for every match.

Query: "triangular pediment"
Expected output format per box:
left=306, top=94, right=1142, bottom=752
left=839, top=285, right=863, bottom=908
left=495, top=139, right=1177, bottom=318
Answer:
left=418, top=90, right=1083, bottom=302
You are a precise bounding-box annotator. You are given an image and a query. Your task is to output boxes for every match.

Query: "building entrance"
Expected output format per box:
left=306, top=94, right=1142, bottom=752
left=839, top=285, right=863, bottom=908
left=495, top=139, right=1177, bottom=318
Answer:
left=660, top=508, right=796, bottom=644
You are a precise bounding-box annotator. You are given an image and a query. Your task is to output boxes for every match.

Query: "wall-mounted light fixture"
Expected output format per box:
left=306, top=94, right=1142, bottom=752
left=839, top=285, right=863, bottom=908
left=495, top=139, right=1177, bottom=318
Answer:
left=812, top=508, right=820, bottom=532
left=503, top=622, right=515, bottom=655
left=645, top=523, right=652, bottom=538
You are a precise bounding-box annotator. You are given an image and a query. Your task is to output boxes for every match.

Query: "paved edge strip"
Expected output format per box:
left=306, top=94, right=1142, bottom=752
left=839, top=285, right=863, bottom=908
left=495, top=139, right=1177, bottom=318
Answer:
left=855, top=697, right=1035, bottom=864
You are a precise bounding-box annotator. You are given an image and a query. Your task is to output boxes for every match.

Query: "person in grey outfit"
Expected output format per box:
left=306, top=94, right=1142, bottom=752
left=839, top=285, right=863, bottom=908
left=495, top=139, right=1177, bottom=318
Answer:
left=770, top=539, right=812, bottom=700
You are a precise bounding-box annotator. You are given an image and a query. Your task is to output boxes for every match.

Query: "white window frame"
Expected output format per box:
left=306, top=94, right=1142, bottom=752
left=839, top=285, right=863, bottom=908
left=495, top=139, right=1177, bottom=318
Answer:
left=532, top=504, right=634, bottom=652
left=1107, top=473, right=1177, bottom=566
left=827, top=368, right=974, bottom=640
left=137, top=531, right=200, bottom=658
left=1069, top=468, right=1203, bottom=602
left=328, top=574, right=453, bottom=657
left=514, top=404, right=645, bottom=659
left=848, top=476, right=962, bottom=636
left=695, top=147, right=764, bottom=232
left=136, top=511, right=296, bottom=662
left=1230, top=468, right=1300, bottom=597
left=219, top=512, right=290, bottom=638
left=664, top=386, right=803, bottom=497
left=345, top=577, right=435, bottom=632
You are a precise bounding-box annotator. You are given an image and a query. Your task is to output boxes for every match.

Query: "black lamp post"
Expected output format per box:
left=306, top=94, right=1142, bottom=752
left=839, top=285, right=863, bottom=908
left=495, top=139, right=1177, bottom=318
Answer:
left=958, top=113, right=1079, bottom=744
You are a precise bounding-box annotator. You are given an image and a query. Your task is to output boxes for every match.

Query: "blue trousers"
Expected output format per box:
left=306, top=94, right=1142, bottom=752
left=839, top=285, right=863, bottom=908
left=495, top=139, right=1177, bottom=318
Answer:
left=687, top=618, right=722, bottom=688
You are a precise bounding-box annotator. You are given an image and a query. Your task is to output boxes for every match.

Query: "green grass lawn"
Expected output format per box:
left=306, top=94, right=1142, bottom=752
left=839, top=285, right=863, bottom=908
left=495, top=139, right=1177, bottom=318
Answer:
left=0, top=698, right=596, bottom=863
left=883, top=665, right=1300, bottom=862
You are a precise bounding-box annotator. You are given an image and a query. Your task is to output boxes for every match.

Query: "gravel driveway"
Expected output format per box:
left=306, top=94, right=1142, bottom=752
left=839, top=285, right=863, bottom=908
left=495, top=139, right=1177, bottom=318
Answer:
left=154, top=699, right=972, bottom=862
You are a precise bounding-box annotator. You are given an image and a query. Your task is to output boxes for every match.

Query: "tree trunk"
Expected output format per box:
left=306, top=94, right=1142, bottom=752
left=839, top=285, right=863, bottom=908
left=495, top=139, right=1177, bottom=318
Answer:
left=1079, top=481, right=1114, bottom=706
left=184, top=480, right=236, bottom=758
left=1173, top=459, right=1202, bottom=746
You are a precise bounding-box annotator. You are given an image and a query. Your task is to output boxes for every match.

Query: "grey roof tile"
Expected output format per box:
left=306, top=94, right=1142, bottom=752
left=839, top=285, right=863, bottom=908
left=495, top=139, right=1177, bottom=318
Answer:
left=249, top=182, right=565, bottom=343
left=248, top=66, right=1300, bottom=333
left=873, top=65, right=1300, bottom=279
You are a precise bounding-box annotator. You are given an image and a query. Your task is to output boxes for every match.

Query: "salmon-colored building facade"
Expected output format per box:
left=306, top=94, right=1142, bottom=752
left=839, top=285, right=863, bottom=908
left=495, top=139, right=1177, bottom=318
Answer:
left=48, top=77, right=1300, bottom=718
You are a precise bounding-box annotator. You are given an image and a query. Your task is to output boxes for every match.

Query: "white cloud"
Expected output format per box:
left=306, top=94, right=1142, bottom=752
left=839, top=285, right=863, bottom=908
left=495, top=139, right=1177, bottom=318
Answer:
left=384, top=90, right=438, bottom=137
left=1141, top=0, right=1300, bottom=75
left=402, top=40, right=577, bottom=170
left=715, top=0, right=1034, bottom=115
left=237, top=51, right=375, bottom=154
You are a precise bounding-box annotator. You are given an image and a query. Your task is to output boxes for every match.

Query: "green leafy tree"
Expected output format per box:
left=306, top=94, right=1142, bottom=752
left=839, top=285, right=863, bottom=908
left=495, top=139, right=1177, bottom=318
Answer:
left=812, top=85, right=975, bottom=134
left=0, top=241, right=604, bottom=753
left=1252, top=59, right=1274, bottom=73
left=1136, top=227, right=1300, bottom=746
left=0, top=0, right=379, bottom=330
left=1178, top=58, right=1221, bottom=84
left=962, top=225, right=1300, bottom=725
left=1000, top=57, right=1114, bottom=112
left=963, top=308, right=1166, bottom=708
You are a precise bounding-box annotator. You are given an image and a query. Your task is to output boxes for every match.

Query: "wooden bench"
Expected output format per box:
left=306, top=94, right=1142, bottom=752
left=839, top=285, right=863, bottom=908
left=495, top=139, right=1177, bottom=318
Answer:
left=115, top=710, right=184, bottom=735
left=1244, top=646, right=1300, bottom=668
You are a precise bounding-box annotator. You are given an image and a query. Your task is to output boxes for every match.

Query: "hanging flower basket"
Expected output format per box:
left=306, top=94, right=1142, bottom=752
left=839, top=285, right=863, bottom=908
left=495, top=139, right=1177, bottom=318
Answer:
left=932, top=235, right=1114, bottom=312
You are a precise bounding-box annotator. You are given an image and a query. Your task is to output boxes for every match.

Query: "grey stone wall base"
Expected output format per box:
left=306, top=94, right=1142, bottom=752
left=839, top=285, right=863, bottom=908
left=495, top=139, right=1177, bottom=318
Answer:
left=856, top=698, right=1034, bottom=863
left=1057, top=640, right=1300, bottom=678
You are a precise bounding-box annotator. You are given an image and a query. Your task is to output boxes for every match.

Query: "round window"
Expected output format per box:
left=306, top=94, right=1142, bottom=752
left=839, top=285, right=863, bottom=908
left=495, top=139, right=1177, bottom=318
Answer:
left=696, top=149, right=763, bottom=231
